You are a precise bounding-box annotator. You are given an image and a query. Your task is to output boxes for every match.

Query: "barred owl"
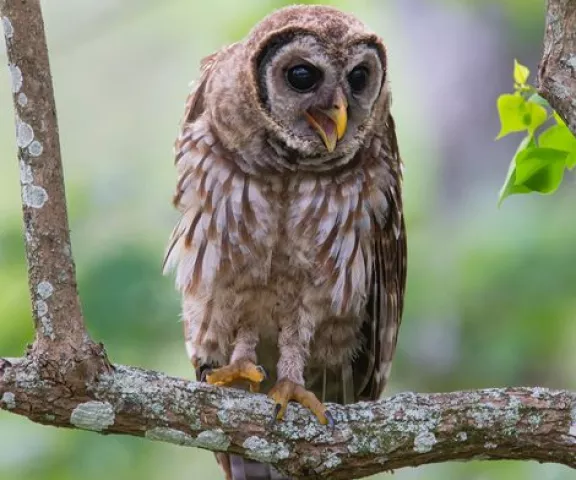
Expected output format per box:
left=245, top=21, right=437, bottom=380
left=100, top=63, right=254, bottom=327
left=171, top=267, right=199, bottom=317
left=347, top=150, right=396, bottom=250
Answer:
left=164, top=5, right=407, bottom=479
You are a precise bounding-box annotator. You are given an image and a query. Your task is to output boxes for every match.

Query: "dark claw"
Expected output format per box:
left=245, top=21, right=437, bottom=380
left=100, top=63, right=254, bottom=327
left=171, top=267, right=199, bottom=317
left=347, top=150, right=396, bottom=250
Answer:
left=255, top=365, right=268, bottom=379
left=199, top=366, right=213, bottom=383
left=268, top=403, right=282, bottom=428
left=325, top=410, right=335, bottom=429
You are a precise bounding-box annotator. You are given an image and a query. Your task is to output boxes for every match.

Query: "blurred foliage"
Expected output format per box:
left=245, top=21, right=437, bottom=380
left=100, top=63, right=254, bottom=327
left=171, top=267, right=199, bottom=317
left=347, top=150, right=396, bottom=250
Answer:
left=497, top=60, right=576, bottom=204
left=443, top=0, right=545, bottom=39
left=1, top=0, right=575, bottom=480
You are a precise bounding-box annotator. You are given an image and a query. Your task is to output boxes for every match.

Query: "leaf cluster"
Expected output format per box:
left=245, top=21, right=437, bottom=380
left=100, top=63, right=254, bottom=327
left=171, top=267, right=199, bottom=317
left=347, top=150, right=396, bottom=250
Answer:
left=497, top=60, right=576, bottom=204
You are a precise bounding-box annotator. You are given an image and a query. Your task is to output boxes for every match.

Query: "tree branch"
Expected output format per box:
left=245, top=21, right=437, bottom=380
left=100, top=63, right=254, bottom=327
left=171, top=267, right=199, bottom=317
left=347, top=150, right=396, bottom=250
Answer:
left=1, top=359, right=575, bottom=479
left=1, top=0, right=109, bottom=377
left=2, top=0, right=576, bottom=479
left=538, top=0, right=576, bottom=136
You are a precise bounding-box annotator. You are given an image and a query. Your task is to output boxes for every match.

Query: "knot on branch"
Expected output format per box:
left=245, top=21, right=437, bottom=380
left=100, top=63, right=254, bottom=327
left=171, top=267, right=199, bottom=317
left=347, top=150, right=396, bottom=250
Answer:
left=28, top=339, right=113, bottom=392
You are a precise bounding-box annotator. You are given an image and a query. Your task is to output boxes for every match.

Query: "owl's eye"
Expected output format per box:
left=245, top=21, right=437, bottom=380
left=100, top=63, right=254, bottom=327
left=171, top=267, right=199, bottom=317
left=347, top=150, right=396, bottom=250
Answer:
left=286, top=65, right=322, bottom=93
left=348, top=66, right=369, bottom=93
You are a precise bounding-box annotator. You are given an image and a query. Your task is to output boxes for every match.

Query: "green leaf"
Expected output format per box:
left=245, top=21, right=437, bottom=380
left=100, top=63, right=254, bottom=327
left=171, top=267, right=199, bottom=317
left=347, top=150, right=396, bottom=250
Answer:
left=498, top=158, right=532, bottom=206
left=514, top=147, right=567, bottom=194
left=498, top=135, right=533, bottom=206
left=524, top=102, right=548, bottom=135
left=539, top=124, right=576, bottom=169
left=496, top=94, right=548, bottom=139
left=513, top=59, right=530, bottom=85
left=553, top=110, right=566, bottom=126
left=539, top=124, right=576, bottom=150
left=496, top=94, right=528, bottom=139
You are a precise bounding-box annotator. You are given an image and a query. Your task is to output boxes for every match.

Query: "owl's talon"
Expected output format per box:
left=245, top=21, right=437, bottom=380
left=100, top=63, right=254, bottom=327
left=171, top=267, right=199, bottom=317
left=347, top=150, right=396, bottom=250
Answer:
left=200, top=367, right=213, bottom=383
left=268, top=378, right=331, bottom=426
left=204, top=359, right=266, bottom=389
left=268, top=403, right=283, bottom=427
left=325, top=410, right=335, bottom=429
left=249, top=381, right=261, bottom=393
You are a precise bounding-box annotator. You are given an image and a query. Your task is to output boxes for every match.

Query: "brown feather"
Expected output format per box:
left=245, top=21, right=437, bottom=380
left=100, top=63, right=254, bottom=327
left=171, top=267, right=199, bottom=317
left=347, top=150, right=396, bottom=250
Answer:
left=184, top=210, right=202, bottom=248
left=188, top=239, right=207, bottom=295
left=354, top=116, right=407, bottom=401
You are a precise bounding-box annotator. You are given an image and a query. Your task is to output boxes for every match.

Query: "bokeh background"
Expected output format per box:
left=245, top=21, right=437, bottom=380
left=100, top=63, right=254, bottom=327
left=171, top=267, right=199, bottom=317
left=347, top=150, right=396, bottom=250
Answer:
left=1, top=0, right=574, bottom=479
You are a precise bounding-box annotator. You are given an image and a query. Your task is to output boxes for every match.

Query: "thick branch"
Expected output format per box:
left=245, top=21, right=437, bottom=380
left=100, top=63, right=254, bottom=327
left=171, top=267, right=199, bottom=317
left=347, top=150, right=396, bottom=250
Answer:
left=1, top=358, right=575, bottom=479
left=538, top=0, right=576, bottom=135
left=1, top=0, right=108, bottom=376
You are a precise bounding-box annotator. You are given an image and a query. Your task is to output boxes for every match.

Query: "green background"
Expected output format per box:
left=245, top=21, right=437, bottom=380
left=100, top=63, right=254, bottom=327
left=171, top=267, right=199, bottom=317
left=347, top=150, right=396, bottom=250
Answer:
left=1, top=0, right=574, bottom=479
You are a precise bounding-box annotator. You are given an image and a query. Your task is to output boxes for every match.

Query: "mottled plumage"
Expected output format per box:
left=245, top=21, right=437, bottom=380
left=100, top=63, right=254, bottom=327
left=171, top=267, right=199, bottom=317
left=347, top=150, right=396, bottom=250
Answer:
left=164, top=5, right=406, bottom=479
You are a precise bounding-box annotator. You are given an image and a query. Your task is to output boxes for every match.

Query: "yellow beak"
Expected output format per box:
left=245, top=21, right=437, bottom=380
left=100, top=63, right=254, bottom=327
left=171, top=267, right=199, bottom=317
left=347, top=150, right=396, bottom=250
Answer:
left=304, top=88, right=348, bottom=152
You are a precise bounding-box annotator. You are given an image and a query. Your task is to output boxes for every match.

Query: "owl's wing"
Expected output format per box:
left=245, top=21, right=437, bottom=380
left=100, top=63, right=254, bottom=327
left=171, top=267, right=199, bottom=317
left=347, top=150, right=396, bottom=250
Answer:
left=179, top=52, right=217, bottom=128
left=177, top=42, right=238, bottom=129
left=162, top=51, right=220, bottom=272
left=354, top=114, right=407, bottom=401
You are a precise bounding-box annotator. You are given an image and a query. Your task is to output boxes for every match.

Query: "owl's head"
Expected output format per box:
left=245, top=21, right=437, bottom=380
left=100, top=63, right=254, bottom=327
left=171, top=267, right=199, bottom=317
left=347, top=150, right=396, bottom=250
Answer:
left=204, top=6, right=390, bottom=171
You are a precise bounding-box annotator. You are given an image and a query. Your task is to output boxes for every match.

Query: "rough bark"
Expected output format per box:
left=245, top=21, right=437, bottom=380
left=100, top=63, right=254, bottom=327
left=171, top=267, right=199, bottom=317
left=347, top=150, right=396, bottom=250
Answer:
left=0, top=0, right=109, bottom=382
left=1, top=359, right=576, bottom=479
left=1, top=0, right=576, bottom=479
left=538, top=0, right=576, bottom=136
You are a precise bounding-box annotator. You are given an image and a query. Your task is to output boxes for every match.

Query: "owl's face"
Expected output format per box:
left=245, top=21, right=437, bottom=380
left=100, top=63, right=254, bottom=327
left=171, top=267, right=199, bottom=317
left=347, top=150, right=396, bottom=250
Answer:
left=201, top=6, right=390, bottom=171
left=256, top=34, right=386, bottom=159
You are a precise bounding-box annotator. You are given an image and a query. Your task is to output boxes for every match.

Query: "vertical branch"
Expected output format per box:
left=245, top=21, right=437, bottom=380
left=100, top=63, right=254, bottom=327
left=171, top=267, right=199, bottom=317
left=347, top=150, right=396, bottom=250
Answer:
left=538, top=0, right=576, bottom=136
left=1, top=0, right=107, bottom=374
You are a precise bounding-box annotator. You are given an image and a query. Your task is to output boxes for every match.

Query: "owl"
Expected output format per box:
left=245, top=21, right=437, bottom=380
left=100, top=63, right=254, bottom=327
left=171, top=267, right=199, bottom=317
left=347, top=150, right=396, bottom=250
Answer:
left=164, top=5, right=407, bottom=479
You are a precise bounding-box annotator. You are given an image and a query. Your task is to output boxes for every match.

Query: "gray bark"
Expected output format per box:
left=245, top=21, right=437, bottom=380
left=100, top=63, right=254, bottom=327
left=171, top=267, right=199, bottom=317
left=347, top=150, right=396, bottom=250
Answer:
left=538, top=0, right=576, bottom=136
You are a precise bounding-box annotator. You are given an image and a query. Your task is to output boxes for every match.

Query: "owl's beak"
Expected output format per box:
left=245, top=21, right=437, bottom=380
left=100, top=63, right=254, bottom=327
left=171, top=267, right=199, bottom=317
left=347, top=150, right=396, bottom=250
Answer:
left=304, top=89, right=348, bottom=152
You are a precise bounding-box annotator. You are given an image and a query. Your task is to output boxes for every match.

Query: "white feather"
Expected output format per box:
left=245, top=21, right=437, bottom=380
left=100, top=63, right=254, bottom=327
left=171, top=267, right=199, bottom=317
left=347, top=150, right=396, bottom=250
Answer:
left=202, top=242, right=220, bottom=285
left=215, top=200, right=228, bottom=234
left=176, top=252, right=197, bottom=291
left=336, top=233, right=356, bottom=270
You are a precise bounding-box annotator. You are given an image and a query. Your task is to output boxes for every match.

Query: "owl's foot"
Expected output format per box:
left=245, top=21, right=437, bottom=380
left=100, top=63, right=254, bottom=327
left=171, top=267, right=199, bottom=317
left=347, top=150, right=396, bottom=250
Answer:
left=268, top=378, right=334, bottom=427
left=203, top=359, right=267, bottom=393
